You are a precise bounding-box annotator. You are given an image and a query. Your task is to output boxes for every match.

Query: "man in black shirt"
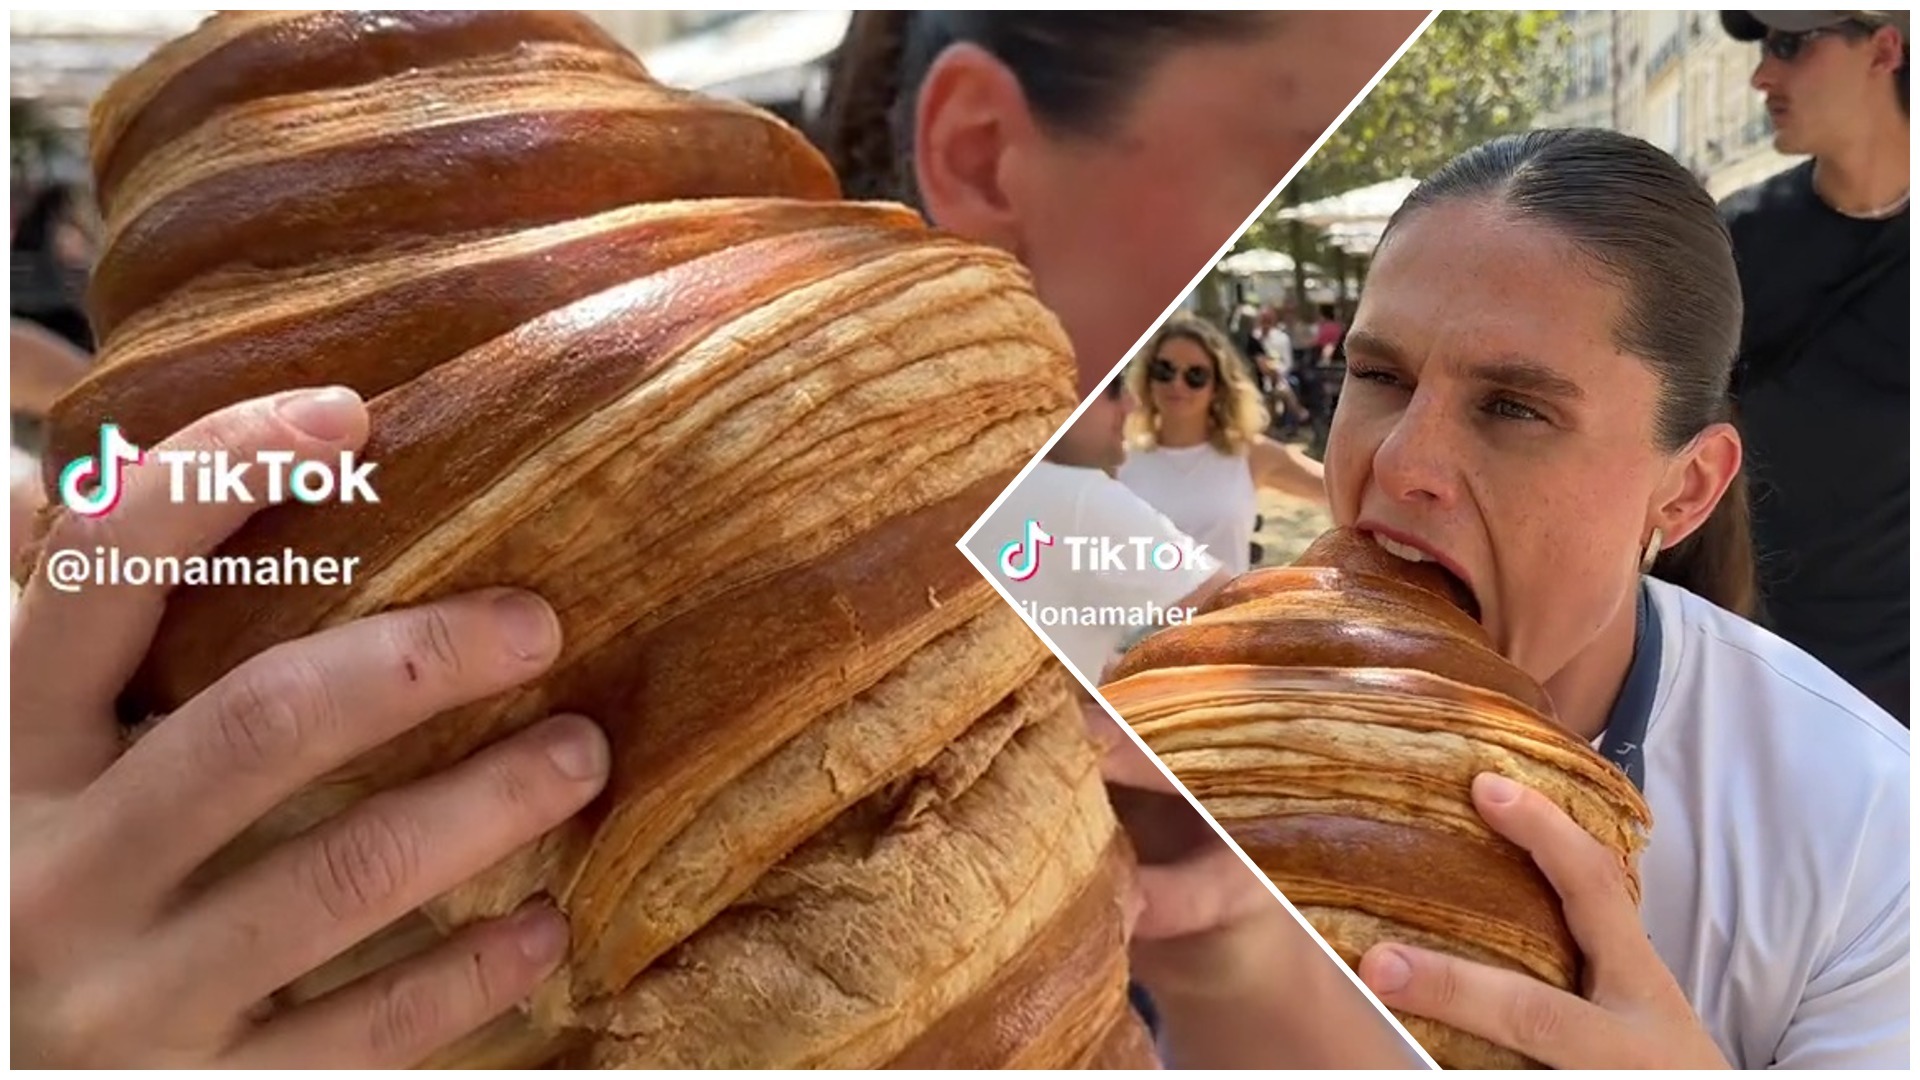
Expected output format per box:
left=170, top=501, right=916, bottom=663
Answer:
left=1719, top=11, right=1910, bottom=723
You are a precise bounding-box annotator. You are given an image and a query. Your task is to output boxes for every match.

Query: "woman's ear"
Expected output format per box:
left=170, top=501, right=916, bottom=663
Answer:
left=913, top=43, right=1038, bottom=254
left=1653, top=422, right=1743, bottom=547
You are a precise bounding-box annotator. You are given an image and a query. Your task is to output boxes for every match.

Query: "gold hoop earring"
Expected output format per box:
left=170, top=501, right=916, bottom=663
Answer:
left=1640, top=527, right=1664, bottom=573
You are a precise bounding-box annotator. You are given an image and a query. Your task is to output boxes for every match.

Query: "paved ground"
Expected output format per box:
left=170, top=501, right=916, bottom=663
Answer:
left=1253, top=488, right=1334, bottom=568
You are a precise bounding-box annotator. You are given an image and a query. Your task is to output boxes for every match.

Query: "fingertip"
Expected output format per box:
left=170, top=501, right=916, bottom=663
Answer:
left=272, top=385, right=368, bottom=445
left=509, top=902, right=571, bottom=971
left=1473, top=771, right=1524, bottom=808
left=1359, top=943, right=1414, bottom=995
left=488, top=588, right=562, bottom=664
left=538, top=713, right=609, bottom=787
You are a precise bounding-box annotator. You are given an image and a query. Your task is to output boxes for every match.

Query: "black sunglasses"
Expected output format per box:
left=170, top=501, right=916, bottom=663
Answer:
left=1762, top=23, right=1868, bottom=62
left=1148, top=357, right=1213, bottom=390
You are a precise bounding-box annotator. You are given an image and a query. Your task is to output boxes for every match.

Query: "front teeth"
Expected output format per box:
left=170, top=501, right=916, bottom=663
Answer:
left=1374, top=535, right=1430, bottom=563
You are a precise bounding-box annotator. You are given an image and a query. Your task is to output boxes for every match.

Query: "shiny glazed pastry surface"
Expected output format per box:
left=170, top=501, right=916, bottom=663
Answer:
left=1103, top=528, right=1651, bottom=1070
left=51, top=10, right=1151, bottom=1068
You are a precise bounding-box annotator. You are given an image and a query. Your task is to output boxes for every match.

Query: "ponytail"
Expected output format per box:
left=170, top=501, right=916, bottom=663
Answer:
left=815, top=12, right=913, bottom=202
left=1652, top=469, right=1759, bottom=620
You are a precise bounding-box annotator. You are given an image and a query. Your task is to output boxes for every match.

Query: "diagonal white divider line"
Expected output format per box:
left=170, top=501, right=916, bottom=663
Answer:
left=958, top=8, right=1442, bottom=556
left=955, top=10, right=1446, bottom=1069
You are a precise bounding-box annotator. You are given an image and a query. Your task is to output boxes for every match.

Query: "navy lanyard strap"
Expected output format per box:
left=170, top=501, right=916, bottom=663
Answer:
left=1598, top=582, right=1660, bottom=791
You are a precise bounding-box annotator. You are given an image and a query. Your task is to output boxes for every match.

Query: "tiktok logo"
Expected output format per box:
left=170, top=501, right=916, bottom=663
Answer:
left=59, top=424, right=143, bottom=518
left=999, top=519, right=1053, bottom=582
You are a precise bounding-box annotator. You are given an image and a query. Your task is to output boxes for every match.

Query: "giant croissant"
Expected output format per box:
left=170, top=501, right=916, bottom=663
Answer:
left=41, top=11, right=1154, bottom=1069
left=1102, top=528, right=1652, bottom=1070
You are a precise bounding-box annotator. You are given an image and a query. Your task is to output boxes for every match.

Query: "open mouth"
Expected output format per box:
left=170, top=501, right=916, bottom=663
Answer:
left=1363, top=529, right=1480, bottom=622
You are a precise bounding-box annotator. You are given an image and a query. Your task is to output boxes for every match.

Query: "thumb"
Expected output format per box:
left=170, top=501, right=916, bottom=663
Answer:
left=1131, top=842, right=1271, bottom=941
left=11, top=388, right=368, bottom=794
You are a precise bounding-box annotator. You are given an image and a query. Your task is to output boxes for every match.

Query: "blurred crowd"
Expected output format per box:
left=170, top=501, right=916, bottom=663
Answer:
left=1223, top=299, right=1355, bottom=456
left=11, top=178, right=98, bottom=434
left=10, top=178, right=99, bottom=555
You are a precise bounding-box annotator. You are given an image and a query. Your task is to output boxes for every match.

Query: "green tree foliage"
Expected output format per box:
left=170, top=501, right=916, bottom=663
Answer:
left=1301, top=11, right=1570, bottom=198
left=1240, top=10, right=1571, bottom=259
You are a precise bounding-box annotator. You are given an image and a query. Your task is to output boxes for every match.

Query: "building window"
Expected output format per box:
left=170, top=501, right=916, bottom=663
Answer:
left=1648, top=88, right=1682, bottom=153
left=1646, top=10, right=1682, bottom=77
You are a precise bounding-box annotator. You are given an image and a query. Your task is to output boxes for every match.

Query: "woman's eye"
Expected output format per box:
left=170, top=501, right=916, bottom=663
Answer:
left=1486, top=396, right=1546, bottom=422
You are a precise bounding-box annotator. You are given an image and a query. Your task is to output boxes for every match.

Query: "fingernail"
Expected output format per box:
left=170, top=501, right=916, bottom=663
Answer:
left=274, top=386, right=361, bottom=442
left=1365, top=948, right=1412, bottom=994
left=515, top=905, right=570, bottom=966
left=494, top=590, right=560, bottom=661
left=545, top=716, right=609, bottom=782
left=1478, top=772, right=1522, bottom=805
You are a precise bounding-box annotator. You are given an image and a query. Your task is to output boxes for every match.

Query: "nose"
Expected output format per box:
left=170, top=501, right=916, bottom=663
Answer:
left=1751, top=52, right=1783, bottom=92
left=1370, top=391, right=1463, bottom=509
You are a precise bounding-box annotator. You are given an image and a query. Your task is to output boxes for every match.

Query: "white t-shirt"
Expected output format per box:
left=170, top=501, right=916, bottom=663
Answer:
left=1260, top=327, right=1294, bottom=377
left=1636, top=578, right=1908, bottom=1068
left=1118, top=444, right=1258, bottom=577
left=967, top=461, right=1221, bottom=682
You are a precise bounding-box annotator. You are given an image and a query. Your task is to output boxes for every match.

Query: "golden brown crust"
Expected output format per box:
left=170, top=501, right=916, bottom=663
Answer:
left=84, top=11, right=838, bottom=336
left=48, top=199, right=923, bottom=475
left=1080, top=1009, right=1163, bottom=1070
left=885, top=839, right=1150, bottom=1069
left=1100, top=528, right=1652, bottom=1070
left=91, top=103, right=839, bottom=334
left=567, top=679, right=1120, bottom=1068
left=1307, top=907, right=1540, bottom=1069
left=91, top=11, right=631, bottom=202
left=1230, top=815, right=1574, bottom=985
left=1111, top=571, right=1551, bottom=714
left=1287, top=526, right=1480, bottom=617
left=64, top=10, right=1136, bottom=1069
left=122, top=224, right=987, bottom=716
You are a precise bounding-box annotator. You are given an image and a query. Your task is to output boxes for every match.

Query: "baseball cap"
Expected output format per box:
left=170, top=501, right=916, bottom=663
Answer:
left=1720, top=11, right=1910, bottom=41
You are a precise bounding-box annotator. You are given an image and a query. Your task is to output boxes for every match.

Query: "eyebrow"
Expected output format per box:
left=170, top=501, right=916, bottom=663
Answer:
left=1344, top=329, right=1587, bottom=402
left=1468, top=358, right=1587, bottom=402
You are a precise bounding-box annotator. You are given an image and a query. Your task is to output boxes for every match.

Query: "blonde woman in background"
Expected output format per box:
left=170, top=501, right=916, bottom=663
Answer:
left=1118, top=313, right=1327, bottom=576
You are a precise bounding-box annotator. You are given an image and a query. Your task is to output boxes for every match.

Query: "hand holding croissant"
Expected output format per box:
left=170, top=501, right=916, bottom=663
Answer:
left=13, top=391, right=613, bottom=1068
left=1360, top=773, right=1730, bottom=1070
left=1104, top=527, right=1656, bottom=1069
